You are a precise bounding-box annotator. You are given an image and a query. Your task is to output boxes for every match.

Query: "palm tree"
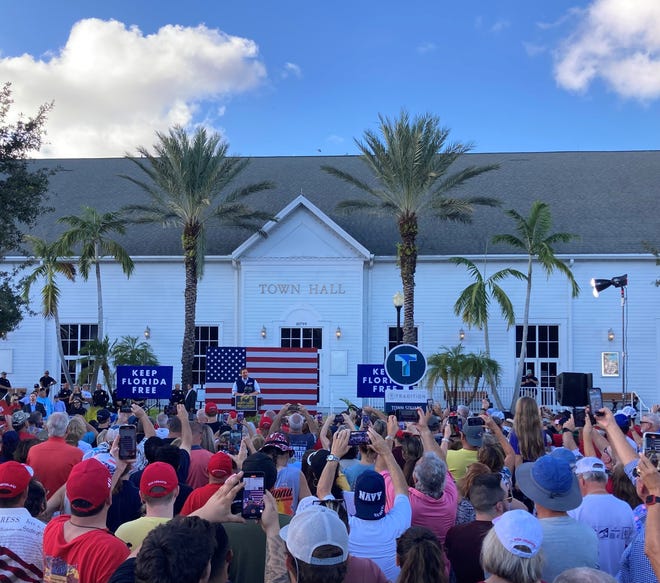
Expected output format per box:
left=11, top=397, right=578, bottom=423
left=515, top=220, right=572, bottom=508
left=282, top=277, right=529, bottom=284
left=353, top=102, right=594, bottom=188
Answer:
left=322, top=110, right=499, bottom=344
left=58, top=206, right=135, bottom=350
left=462, top=351, right=502, bottom=406
left=492, top=201, right=579, bottom=408
left=122, top=125, right=274, bottom=387
left=450, top=256, right=526, bottom=409
left=21, top=236, right=76, bottom=387
left=78, top=336, right=113, bottom=388
left=111, top=335, right=159, bottom=366
left=426, top=345, right=468, bottom=409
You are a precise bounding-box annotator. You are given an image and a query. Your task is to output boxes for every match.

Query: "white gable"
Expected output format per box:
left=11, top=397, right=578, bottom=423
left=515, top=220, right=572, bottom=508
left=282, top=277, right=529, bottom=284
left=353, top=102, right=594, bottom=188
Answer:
left=232, top=195, right=372, bottom=260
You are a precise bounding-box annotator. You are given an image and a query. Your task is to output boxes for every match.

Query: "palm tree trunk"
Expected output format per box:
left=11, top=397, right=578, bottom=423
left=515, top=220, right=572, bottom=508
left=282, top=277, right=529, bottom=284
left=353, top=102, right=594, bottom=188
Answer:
left=398, top=213, right=418, bottom=345
left=511, top=257, right=534, bottom=409
left=55, top=311, right=74, bottom=388
left=93, top=248, right=103, bottom=386
left=181, top=229, right=199, bottom=387
left=483, top=320, right=505, bottom=410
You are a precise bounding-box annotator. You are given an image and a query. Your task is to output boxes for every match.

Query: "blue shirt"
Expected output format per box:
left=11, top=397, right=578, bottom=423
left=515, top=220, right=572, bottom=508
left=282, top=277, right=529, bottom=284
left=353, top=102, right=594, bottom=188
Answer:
left=617, top=511, right=659, bottom=583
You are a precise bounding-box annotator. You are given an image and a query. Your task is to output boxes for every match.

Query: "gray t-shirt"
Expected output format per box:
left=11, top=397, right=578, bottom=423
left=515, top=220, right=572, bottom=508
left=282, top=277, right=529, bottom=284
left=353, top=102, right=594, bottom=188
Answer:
left=539, top=515, right=599, bottom=582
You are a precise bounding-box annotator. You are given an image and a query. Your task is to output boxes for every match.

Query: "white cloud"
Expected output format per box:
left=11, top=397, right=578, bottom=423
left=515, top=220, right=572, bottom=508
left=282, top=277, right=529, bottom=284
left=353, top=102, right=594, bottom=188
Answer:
left=281, top=62, right=302, bottom=79
left=417, top=42, right=436, bottom=55
left=0, top=18, right=267, bottom=157
left=554, top=0, right=660, bottom=100
left=491, top=19, right=510, bottom=33
left=326, top=134, right=344, bottom=145
left=523, top=42, right=546, bottom=57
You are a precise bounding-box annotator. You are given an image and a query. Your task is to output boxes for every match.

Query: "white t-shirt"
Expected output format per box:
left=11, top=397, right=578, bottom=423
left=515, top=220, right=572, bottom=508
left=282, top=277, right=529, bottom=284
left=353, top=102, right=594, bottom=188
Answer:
left=568, top=492, right=634, bottom=576
left=0, top=507, right=45, bottom=581
left=348, top=493, right=412, bottom=582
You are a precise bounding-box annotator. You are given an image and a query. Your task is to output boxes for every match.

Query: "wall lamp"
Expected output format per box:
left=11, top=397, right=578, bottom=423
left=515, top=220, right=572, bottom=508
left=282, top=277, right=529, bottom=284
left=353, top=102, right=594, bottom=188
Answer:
left=607, top=328, right=615, bottom=342
left=335, top=327, right=342, bottom=340
left=261, top=325, right=267, bottom=339
left=459, top=328, right=465, bottom=342
left=144, top=326, right=151, bottom=340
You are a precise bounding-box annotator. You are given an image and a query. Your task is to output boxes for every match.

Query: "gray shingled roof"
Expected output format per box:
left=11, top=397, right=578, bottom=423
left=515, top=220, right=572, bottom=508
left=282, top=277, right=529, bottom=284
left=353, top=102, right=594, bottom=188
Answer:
left=24, top=151, right=660, bottom=257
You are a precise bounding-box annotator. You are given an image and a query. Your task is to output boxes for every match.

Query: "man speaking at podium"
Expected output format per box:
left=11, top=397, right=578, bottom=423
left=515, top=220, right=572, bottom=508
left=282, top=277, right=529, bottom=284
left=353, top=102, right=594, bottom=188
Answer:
left=232, top=368, right=261, bottom=395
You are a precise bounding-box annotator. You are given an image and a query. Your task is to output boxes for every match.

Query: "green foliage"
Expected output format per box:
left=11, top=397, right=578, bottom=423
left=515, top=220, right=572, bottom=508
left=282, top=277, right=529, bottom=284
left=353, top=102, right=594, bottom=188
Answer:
left=450, top=257, right=526, bottom=330
left=111, top=335, right=159, bottom=366
left=78, top=337, right=113, bottom=388
left=492, top=200, right=579, bottom=408
left=322, top=109, right=499, bottom=344
left=122, top=125, right=275, bottom=387
left=642, top=241, right=660, bottom=286
left=0, top=83, right=54, bottom=256
left=0, top=83, right=54, bottom=334
left=0, top=274, right=26, bottom=337
left=58, top=207, right=134, bottom=281
left=426, top=345, right=501, bottom=407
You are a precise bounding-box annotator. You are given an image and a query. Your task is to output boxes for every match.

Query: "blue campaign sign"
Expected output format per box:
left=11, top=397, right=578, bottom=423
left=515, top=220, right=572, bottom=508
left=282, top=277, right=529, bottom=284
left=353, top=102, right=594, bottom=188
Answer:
left=116, top=365, right=174, bottom=399
left=357, top=364, right=403, bottom=398
left=384, top=344, right=427, bottom=387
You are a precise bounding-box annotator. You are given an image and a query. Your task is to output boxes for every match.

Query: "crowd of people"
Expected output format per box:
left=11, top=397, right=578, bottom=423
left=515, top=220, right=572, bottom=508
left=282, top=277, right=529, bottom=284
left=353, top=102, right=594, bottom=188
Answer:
left=1, top=379, right=660, bottom=583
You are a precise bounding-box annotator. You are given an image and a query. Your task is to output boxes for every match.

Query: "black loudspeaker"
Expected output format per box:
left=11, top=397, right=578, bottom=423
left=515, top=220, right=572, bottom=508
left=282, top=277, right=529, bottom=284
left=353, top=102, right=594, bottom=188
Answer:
left=555, top=372, right=591, bottom=407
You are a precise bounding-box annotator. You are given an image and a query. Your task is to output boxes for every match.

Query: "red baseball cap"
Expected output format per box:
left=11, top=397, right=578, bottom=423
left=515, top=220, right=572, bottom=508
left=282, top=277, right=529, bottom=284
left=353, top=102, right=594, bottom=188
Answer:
left=67, top=459, right=112, bottom=512
left=0, top=461, right=33, bottom=498
left=140, top=462, right=178, bottom=497
left=205, top=402, right=219, bottom=416
left=207, top=452, right=233, bottom=480
left=259, top=417, right=273, bottom=429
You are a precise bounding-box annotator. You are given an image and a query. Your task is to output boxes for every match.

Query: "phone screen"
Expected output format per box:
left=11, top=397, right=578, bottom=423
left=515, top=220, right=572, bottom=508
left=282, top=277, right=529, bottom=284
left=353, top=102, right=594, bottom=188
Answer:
left=589, top=388, right=603, bottom=413
left=643, top=432, right=660, bottom=467
left=228, top=430, right=242, bottom=455
left=348, top=431, right=371, bottom=446
left=237, top=411, right=244, bottom=422
left=573, top=408, right=586, bottom=428
left=118, top=424, right=137, bottom=460
left=242, top=472, right=265, bottom=519
left=467, top=417, right=485, bottom=426
left=395, top=409, right=418, bottom=422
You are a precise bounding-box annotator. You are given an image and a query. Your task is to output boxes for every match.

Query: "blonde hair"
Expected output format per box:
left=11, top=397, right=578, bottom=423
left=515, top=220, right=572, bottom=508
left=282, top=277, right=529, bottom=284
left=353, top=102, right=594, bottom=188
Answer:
left=513, top=397, right=545, bottom=462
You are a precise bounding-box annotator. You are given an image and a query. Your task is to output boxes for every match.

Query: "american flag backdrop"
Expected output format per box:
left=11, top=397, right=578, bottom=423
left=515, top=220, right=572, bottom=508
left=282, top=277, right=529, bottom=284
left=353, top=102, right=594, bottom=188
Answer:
left=204, top=346, right=319, bottom=410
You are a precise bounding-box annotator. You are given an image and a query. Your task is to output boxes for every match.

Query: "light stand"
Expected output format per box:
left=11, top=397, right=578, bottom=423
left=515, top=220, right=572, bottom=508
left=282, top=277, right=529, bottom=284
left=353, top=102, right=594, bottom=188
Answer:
left=393, top=291, right=404, bottom=346
left=590, top=274, right=628, bottom=403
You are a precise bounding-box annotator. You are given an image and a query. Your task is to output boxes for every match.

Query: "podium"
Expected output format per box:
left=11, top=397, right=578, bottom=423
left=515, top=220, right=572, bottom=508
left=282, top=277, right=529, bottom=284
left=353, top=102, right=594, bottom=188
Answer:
left=233, top=393, right=260, bottom=414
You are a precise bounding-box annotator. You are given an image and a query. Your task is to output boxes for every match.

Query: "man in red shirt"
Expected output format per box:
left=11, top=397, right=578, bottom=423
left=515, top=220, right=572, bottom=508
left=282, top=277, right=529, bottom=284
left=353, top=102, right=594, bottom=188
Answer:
left=27, top=412, right=82, bottom=499
left=43, top=458, right=129, bottom=583
left=181, top=451, right=234, bottom=515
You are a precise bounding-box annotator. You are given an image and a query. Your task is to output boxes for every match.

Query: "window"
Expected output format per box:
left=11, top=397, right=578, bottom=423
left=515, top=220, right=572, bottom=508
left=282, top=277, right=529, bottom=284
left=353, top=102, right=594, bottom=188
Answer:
left=516, top=324, right=560, bottom=406
left=193, top=326, right=219, bottom=386
left=387, top=326, right=418, bottom=351
left=280, top=327, right=323, bottom=349
left=60, top=324, right=98, bottom=384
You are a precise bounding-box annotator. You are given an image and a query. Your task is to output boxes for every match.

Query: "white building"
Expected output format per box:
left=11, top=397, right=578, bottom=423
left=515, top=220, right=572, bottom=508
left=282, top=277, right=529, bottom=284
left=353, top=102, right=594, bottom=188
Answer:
left=2, top=152, right=659, bottom=410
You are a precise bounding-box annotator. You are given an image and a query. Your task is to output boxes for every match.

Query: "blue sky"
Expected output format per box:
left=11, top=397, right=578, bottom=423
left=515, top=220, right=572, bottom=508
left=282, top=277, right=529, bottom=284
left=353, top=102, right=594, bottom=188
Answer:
left=2, top=0, right=660, bottom=158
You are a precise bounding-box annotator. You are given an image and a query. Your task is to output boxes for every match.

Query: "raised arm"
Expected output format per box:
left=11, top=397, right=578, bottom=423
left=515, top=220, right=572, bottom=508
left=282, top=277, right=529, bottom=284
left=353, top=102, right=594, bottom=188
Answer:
left=177, top=404, right=192, bottom=453
left=132, top=403, right=155, bottom=439
left=596, top=408, right=637, bottom=467
left=368, top=426, right=409, bottom=498
left=298, top=404, right=319, bottom=437
left=317, top=428, right=350, bottom=499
